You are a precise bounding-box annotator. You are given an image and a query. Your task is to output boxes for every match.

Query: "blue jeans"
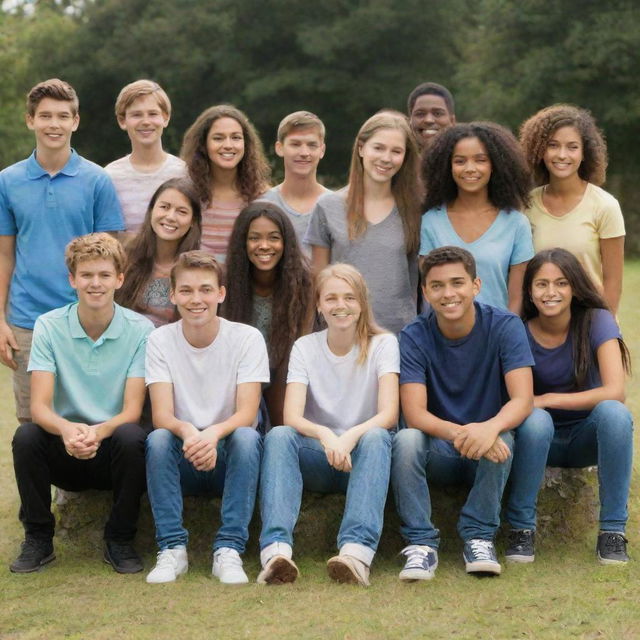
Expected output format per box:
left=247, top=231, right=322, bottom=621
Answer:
left=391, top=428, right=514, bottom=547
left=506, top=401, right=633, bottom=532
left=259, top=426, right=392, bottom=563
left=145, top=427, right=262, bottom=552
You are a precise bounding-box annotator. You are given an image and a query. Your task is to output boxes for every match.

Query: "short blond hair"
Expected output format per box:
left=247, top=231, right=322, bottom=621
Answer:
left=65, top=233, right=127, bottom=275
left=115, top=79, right=171, bottom=121
left=277, top=111, right=325, bottom=143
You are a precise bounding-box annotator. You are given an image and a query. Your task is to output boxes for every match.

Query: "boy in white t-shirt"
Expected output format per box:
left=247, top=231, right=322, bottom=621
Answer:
left=144, top=251, right=270, bottom=584
left=105, top=79, right=186, bottom=237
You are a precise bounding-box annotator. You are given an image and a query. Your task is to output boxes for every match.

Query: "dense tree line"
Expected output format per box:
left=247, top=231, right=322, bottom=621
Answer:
left=2, top=0, right=640, bottom=249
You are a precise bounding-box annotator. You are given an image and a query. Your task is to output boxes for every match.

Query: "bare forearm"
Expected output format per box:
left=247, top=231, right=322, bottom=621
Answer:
left=404, top=407, right=462, bottom=441
left=485, top=397, right=533, bottom=434
left=31, top=403, right=75, bottom=436
left=538, top=386, right=624, bottom=412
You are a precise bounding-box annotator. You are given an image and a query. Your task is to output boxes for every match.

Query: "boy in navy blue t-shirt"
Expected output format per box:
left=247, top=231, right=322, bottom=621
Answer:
left=391, top=246, right=534, bottom=580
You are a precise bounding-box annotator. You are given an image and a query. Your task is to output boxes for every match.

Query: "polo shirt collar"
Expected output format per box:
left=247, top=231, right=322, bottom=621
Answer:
left=69, top=302, right=125, bottom=343
left=26, top=148, right=80, bottom=179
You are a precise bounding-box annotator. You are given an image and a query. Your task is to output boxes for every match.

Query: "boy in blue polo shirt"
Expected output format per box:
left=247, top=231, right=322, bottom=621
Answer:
left=0, top=79, right=124, bottom=424
left=391, top=246, right=534, bottom=580
left=10, top=233, right=153, bottom=574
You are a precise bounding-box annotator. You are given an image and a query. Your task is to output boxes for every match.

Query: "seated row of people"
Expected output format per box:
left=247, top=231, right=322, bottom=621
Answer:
left=10, top=234, right=632, bottom=585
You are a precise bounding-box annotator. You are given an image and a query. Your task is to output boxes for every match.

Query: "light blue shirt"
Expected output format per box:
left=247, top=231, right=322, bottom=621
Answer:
left=420, top=206, right=534, bottom=309
left=0, top=150, right=124, bottom=329
left=28, top=302, right=153, bottom=424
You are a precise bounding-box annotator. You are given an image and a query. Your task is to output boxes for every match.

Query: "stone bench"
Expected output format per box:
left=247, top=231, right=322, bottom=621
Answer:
left=54, top=467, right=598, bottom=556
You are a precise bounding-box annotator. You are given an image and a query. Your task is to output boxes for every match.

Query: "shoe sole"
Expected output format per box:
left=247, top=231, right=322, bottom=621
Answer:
left=464, top=560, right=502, bottom=575
left=399, top=568, right=435, bottom=582
left=505, top=554, right=534, bottom=564
left=103, top=550, right=143, bottom=574
left=259, top=556, right=299, bottom=585
left=597, top=553, right=629, bottom=566
left=9, top=552, right=56, bottom=574
left=326, top=557, right=368, bottom=586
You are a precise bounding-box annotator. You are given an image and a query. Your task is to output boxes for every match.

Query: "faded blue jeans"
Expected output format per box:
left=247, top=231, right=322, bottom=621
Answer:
left=259, top=426, right=392, bottom=565
left=145, top=427, right=262, bottom=552
left=391, top=427, right=514, bottom=547
left=506, top=401, right=633, bottom=532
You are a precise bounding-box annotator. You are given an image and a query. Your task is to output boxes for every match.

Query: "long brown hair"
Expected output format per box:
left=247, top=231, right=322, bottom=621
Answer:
left=345, top=111, right=420, bottom=254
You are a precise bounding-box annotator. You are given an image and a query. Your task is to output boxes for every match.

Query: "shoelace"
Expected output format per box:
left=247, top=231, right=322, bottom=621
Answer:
left=509, top=531, right=531, bottom=549
left=216, top=549, right=242, bottom=567
left=602, top=533, right=628, bottom=553
left=401, top=546, right=431, bottom=569
left=468, top=539, right=494, bottom=560
left=155, top=549, right=179, bottom=569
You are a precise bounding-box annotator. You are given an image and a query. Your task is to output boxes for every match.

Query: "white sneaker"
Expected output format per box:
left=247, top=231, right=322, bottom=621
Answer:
left=398, top=545, right=438, bottom=582
left=212, top=547, right=249, bottom=584
left=146, top=547, right=188, bottom=584
left=326, top=554, right=370, bottom=587
left=257, top=555, right=299, bottom=585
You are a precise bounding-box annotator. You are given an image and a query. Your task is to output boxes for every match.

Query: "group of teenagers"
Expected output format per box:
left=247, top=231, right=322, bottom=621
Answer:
left=0, top=76, right=633, bottom=586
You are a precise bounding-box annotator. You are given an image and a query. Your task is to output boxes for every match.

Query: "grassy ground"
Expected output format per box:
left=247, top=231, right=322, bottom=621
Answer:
left=2, top=267, right=640, bottom=640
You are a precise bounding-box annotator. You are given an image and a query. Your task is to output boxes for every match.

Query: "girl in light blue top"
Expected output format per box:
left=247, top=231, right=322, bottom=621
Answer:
left=420, top=122, right=533, bottom=313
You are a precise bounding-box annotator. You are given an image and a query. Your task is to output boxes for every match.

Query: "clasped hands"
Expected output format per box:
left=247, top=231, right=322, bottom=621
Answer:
left=453, top=422, right=511, bottom=464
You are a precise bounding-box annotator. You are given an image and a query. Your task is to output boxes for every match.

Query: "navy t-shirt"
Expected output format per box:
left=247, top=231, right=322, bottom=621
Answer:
left=526, top=308, right=621, bottom=425
left=400, top=301, right=534, bottom=425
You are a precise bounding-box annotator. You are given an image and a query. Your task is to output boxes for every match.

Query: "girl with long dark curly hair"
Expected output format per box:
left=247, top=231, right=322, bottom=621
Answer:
left=505, top=248, right=632, bottom=565
left=519, top=104, right=625, bottom=313
left=180, top=105, right=271, bottom=264
left=420, top=122, right=533, bottom=313
left=116, top=177, right=201, bottom=326
left=223, top=202, right=314, bottom=425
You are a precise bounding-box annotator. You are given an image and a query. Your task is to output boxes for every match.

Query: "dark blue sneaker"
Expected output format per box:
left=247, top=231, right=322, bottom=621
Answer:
left=505, top=529, right=535, bottom=563
left=463, top=539, right=501, bottom=575
left=597, top=532, right=629, bottom=565
left=399, top=545, right=438, bottom=581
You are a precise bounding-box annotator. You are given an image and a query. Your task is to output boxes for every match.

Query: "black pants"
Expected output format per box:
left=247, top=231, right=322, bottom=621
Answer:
left=12, top=422, right=148, bottom=542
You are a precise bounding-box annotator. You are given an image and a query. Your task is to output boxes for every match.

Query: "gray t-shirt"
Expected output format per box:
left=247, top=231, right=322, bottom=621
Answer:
left=259, top=185, right=331, bottom=258
left=305, top=191, right=418, bottom=334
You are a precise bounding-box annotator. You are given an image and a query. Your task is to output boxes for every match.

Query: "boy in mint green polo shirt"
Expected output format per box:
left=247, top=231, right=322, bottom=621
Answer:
left=10, top=233, right=153, bottom=575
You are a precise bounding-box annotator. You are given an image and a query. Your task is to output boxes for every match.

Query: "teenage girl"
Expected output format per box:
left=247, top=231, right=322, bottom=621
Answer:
left=420, top=122, right=533, bottom=313
left=116, top=177, right=201, bottom=326
left=258, top=263, right=399, bottom=586
left=505, top=248, right=632, bottom=565
left=305, top=110, right=421, bottom=334
left=223, top=201, right=314, bottom=426
left=519, top=104, right=625, bottom=313
left=180, top=104, right=271, bottom=264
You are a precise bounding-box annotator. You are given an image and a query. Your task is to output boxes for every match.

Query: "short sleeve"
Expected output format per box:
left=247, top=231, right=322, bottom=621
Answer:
left=596, top=194, right=625, bottom=239
left=498, top=316, right=535, bottom=373
left=236, top=329, right=271, bottom=384
left=27, top=319, right=56, bottom=373
left=0, top=175, right=17, bottom=236
left=510, top=212, right=535, bottom=265
left=145, top=331, right=173, bottom=385
left=419, top=211, right=437, bottom=256
left=304, top=201, right=331, bottom=248
left=127, top=329, right=151, bottom=378
left=92, top=172, right=125, bottom=232
left=286, top=340, right=310, bottom=385
left=399, top=329, right=428, bottom=385
left=589, top=309, right=622, bottom=351
left=374, top=334, right=400, bottom=378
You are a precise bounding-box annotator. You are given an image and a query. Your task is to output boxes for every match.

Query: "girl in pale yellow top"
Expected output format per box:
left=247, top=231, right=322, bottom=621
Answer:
left=519, top=105, right=625, bottom=313
left=180, top=105, right=271, bottom=264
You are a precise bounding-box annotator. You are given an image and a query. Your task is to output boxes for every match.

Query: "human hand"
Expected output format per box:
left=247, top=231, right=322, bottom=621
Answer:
left=0, top=321, right=18, bottom=370
left=320, top=428, right=352, bottom=472
left=483, top=437, right=511, bottom=464
left=62, top=423, right=99, bottom=459
left=454, top=422, right=499, bottom=460
left=183, top=426, right=218, bottom=471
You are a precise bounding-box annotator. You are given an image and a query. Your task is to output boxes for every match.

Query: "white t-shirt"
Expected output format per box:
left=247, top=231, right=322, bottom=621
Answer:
left=287, top=330, right=400, bottom=435
left=145, top=317, right=270, bottom=429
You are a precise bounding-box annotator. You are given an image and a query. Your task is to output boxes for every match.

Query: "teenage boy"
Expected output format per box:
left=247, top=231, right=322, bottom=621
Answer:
left=260, top=111, right=330, bottom=255
left=407, top=82, right=456, bottom=151
left=391, top=246, right=534, bottom=580
left=144, top=250, right=269, bottom=584
left=105, top=79, right=186, bottom=237
left=0, top=78, right=124, bottom=424
left=10, top=233, right=153, bottom=574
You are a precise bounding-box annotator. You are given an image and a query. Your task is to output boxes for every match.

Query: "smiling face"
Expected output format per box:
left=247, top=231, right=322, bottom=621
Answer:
left=275, top=127, right=325, bottom=178
left=170, top=268, right=226, bottom=329
left=150, top=188, right=193, bottom=243
left=543, top=125, right=583, bottom=182
left=530, top=262, right=573, bottom=320
left=410, top=94, right=455, bottom=148
left=358, top=127, right=406, bottom=185
left=317, top=276, right=362, bottom=334
left=206, top=116, right=245, bottom=172
left=451, top=136, right=492, bottom=196
left=26, top=97, right=79, bottom=153
left=69, top=257, right=123, bottom=313
left=118, top=93, right=169, bottom=148
left=246, top=215, right=284, bottom=273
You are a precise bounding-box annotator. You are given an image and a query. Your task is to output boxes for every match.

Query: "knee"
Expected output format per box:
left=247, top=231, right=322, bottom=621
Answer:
left=516, top=409, right=554, bottom=446
left=392, top=428, right=427, bottom=463
left=145, top=428, right=180, bottom=459
left=593, top=400, right=633, bottom=441
left=110, top=422, right=146, bottom=449
left=227, top=426, right=262, bottom=456
left=264, top=425, right=297, bottom=451
left=357, top=427, right=392, bottom=452
left=12, top=422, right=46, bottom=454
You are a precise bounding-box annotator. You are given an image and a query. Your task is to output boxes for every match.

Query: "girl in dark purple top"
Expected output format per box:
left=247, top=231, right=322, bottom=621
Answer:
left=506, top=248, right=632, bottom=565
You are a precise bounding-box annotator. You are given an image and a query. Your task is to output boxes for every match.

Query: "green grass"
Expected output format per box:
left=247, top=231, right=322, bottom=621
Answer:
left=2, top=265, right=640, bottom=640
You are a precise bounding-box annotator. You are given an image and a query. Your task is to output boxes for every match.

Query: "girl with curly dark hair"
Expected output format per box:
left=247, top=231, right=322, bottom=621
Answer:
left=519, top=104, right=625, bottom=313
left=505, top=248, right=632, bottom=565
left=116, top=177, right=201, bottom=326
left=223, top=202, right=314, bottom=425
left=180, top=105, right=271, bottom=264
left=420, top=122, right=533, bottom=313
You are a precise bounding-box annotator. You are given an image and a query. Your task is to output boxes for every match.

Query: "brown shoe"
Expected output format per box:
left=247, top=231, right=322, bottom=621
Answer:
left=326, top=555, right=370, bottom=586
left=257, top=555, right=299, bottom=585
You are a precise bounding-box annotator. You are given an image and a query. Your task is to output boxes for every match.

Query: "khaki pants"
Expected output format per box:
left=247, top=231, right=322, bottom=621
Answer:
left=10, top=324, right=33, bottom=423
